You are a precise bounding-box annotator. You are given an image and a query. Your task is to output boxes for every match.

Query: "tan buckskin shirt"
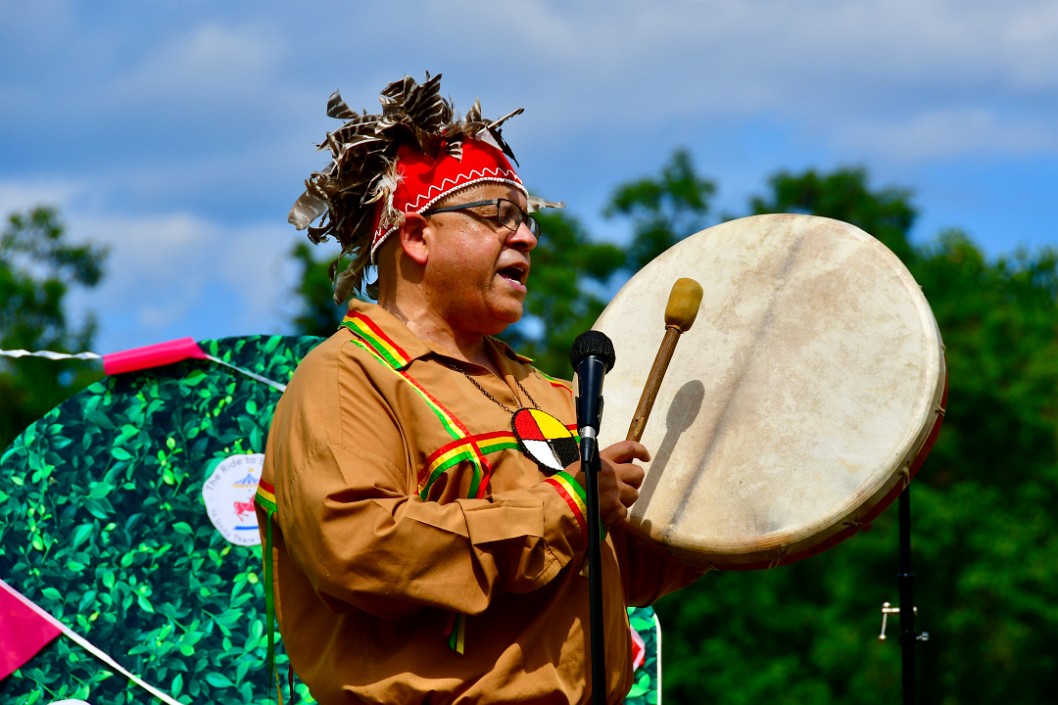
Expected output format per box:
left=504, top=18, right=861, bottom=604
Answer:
left=257, top=300, right=703, bottom=704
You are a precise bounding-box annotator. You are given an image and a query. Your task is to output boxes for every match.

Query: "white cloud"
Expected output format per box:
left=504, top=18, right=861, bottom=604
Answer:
left=463, top=0, right=1058, bottom=135
left=835, top=109, right=1058, bottom=161
left=64, top=209, right=295, bottom=351
left=113, top=20, right=287, bottom=103
left=0, top=180, right=82, bottom=215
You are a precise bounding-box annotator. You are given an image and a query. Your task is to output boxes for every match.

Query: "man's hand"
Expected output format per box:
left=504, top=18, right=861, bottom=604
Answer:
left=573, top=440, right=649, bottom=527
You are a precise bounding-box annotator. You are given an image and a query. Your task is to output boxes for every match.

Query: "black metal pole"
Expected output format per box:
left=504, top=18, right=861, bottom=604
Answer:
left=582, top=437, right=607, bottom=705
left=898, top=485, right=916, bottom=705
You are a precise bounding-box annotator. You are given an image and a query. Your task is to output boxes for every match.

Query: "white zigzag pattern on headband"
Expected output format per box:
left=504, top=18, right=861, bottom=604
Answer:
left=404, top=165, right=524, bottom=212
left=369, top=166, right=528, bottom=259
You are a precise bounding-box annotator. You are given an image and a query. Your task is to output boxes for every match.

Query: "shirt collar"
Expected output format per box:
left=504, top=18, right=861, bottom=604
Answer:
left=343, top=299, right=533, bottom=370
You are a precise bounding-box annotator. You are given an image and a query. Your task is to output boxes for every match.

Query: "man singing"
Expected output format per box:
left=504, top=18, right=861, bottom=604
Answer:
left=256, top=73, right=703, bottom=704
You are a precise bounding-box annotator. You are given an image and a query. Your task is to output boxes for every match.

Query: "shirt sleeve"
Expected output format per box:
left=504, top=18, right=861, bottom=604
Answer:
left=609, top=524, right=710, bottom=607
left=268, top=347, right=589, bottom=621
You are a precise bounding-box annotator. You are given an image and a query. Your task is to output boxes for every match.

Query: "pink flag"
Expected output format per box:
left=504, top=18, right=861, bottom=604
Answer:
left=102, top=337, right=208, bottom=376
left=0, top=580, right=62, bottom=681
left=630, top=622, right=646, bottom=671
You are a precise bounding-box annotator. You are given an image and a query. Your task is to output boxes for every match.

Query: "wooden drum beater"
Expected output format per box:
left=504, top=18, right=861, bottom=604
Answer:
left=626, top=277, right=704, bottom=443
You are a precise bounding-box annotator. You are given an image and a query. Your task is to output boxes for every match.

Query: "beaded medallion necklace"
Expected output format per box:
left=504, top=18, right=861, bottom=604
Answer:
left=444, top=361, right=580, bottom=474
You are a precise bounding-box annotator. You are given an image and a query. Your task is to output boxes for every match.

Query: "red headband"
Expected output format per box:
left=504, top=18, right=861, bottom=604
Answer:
left=370, top=137, right=527, bottom=260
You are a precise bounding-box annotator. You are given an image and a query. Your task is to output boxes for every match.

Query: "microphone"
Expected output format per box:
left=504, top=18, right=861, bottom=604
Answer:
left=570, top=330, right=615, bottom=700
left=570, top=330, right=616, bottom=465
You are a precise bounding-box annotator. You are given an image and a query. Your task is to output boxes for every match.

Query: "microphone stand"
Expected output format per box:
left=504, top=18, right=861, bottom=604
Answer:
left=898, top=485, right=917, bottom=704
left=581, top=435, right=607, bottom=705
left=570, top=330, right=616, bottom=705
left=881, top=484, right=926, bottom=703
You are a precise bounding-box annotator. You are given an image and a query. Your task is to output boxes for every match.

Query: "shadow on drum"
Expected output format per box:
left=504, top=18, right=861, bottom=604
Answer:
left=634, top=379, right=705, bottom=526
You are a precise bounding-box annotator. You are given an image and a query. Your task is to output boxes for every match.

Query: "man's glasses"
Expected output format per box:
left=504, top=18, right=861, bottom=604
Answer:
left=423, top=198, right=540, bottom=238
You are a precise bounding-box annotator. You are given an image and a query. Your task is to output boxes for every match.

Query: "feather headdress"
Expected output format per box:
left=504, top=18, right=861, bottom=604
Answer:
left=289, top=73, right=559, bottom=304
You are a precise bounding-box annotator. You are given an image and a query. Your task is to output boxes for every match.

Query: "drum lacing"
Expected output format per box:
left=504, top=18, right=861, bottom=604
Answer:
left=899, top=462, right=912, bottom=488
left=767, top=546, right=789, bottom=569
left=842, top=518, right=871, bottom=531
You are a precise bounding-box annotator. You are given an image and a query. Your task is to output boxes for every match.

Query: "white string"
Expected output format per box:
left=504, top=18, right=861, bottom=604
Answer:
left=206, top=355, right=287, bottom=392
left=0, top=348, right=286, bottom=392
left=0, top=349, right=102, bottom=361
left=0, top=580, right=184, bottom=705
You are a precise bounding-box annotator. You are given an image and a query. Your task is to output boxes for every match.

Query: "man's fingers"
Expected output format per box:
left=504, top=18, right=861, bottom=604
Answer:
left=620, top=482, right=640, bottom=508
left=586, top=443, right=651, bottom=525
left=620, top=463, right=645, bottom=490
left=600, top=440, right=651, bottom=464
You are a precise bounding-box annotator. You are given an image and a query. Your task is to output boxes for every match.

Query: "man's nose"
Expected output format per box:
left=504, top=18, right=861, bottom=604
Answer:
left=509, top=220, right=538, bottom=252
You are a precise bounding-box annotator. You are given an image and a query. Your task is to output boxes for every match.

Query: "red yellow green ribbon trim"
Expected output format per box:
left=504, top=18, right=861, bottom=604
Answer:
left=341, top=315, right=494, bottom=500
left=536, top=368, right=574, bottom=396
left=342, top=310, right=412, bottom=369
left=544, top=471, right=588, bottom=539
left=254, top=479, right=280, bottom=688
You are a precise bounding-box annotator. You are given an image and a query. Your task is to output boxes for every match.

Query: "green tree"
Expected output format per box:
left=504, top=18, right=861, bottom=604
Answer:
left=288, top=241, right=349, bottom=338
left=749, top=166, right=918, bottom=264
left=907, top=232, right=1058, bottom=703
left=501, top=209, right=626, bottom=375
left=605, top=147, right=716, bottom=271
left=0, top=206, right=108, bottom=449
left=506, top=149, right=717, bottom=374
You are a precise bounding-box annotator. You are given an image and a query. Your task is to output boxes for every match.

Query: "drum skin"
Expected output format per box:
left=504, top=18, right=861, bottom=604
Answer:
left=593, top=214, right=946, bottom=570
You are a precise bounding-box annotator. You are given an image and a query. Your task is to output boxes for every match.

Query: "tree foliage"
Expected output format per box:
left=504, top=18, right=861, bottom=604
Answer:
left=0, top=206, right=108, bottom=449
left=907, top=232, right=1058, bottom=701
left=501, top=210, right=626, bottom=375
left=605, top=147, right=716, bottom=270
left=287, top=241, right=348, bottom=338
left=749, top=166, right=918, bottom=264
left=507, top=149, right=716, bottom=375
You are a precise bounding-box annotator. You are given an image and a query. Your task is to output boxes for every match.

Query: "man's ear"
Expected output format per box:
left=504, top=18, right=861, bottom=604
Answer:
left=398, top=213, right=431, bottom=266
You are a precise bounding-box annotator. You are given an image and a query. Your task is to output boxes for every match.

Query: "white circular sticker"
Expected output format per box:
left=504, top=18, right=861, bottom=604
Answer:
left=202, top=453, right=264, bottom=546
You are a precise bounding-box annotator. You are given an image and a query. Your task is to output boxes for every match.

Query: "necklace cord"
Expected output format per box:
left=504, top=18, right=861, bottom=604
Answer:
left=443, top=360, right=540, bottom=412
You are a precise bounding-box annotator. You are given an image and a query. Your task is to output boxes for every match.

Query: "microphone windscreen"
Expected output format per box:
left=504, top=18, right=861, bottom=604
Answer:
left=570, top=330, right=616, bottom=372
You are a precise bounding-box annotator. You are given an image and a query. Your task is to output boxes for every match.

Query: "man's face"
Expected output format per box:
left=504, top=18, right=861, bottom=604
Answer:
left=420, top=183, right=538, bottom=337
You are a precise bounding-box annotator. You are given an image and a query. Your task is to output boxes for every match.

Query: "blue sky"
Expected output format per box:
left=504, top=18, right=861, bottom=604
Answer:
left=2, top=0, right=1056, bottom=354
